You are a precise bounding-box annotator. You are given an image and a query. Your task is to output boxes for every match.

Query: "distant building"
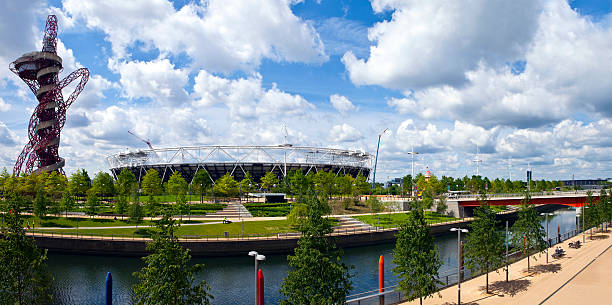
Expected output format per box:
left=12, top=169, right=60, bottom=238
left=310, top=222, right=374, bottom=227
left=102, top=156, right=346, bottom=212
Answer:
left=385, top=177, right=403, bottom=188
left=560, top=178, right=611, bottom=190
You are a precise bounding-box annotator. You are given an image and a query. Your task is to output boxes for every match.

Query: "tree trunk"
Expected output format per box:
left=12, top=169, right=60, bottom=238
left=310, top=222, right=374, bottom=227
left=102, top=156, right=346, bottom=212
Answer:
left=486, top=268, right=489, bottom=294
left=420, top=296, right=423, bottom=305
left=527, top=255, right=530, bottom=272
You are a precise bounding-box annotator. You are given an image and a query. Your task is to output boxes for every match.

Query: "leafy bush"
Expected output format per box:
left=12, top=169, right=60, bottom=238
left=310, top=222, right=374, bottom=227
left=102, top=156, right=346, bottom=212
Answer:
left=245, top=203, right=291, bottom=217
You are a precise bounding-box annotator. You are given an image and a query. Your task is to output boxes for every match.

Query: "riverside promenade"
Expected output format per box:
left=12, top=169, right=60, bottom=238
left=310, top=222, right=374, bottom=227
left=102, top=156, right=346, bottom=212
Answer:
left=401, top=228, right=612, bottom=305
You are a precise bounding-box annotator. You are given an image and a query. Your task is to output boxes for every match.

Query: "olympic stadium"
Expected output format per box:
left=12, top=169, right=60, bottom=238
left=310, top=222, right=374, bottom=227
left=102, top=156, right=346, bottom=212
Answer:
left=106, top=145, right=373, bottom=184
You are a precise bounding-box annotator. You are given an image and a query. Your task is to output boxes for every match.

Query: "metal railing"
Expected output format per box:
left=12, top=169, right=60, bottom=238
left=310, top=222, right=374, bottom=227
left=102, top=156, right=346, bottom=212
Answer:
left=345, top=226, right=592, bottom=304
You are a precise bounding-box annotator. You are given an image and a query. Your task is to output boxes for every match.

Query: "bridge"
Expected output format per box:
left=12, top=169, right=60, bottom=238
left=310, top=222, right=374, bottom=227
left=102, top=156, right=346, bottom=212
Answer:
left=447, top=191, right=601, bottom=217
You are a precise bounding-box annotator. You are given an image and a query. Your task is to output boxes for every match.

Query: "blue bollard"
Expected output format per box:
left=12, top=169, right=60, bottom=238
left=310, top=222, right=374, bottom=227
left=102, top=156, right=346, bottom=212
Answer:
left=105, top=272, right=112, bottom=305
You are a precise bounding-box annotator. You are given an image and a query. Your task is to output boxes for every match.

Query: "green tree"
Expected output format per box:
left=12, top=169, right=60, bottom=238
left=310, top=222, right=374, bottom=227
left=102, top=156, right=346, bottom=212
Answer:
left=367, top=196, right=384, bottom=214
left=0, top=193, right=52, bottom=304
left=33, top=188, right=48, bottom=218
left=167, top=171, right=188, bottom=202
left=191, top=170, right=212, bottom=203
left=392, top=207, right=442, bottom=305
left=312, top=171, right=334, bottom=198
left=511, top=191, right=547, bottom=271
left=68, top=169, right=91, bottom=201
left=238, top=172, right=256, bottom=200
left=280, top=192, right=352, bottom=304
left=60, top=190, right=75, bottom=217
left=213, top=173, right=238, bottom=199
left=91, top=171, right=116, bottom=200
left=116, top=169, right=138, bottom=197
left=130, top=201, right=144, bottom=224
left=464, top=196, right=505, bottom=294
left=289, top=169, right=310, bottom=196
left=145, top=195, right=159, bottom=218
left=436, top=195, right=448, bottom=215
left=142, top=169, right=162, bottom=196
left=260, top=171, right=279, bottom=192
left=132, top=214, right=213, bottom=305
left=44, top=171, right=67, bottom=201
left=116, top=195, right=129, bottom=217
left=86, top=192, right=100, bottom=217
left=353, top=172, right=370, bottom=197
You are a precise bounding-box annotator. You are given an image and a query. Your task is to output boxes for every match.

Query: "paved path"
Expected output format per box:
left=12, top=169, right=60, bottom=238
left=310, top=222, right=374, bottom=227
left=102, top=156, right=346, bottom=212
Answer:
left=34, top=221, right=223, bottom=230
left=400, top=228, right=612, bottom=305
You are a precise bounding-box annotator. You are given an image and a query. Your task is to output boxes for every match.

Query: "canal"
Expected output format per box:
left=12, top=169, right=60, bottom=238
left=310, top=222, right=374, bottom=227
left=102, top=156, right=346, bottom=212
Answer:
left=47, top=207, right=579, bottom=304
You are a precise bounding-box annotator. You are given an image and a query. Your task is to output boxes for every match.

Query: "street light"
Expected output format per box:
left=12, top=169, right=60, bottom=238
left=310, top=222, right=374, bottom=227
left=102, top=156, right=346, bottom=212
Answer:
left=450, top=228, right=468, bottom=305
left=249, top=251, right=266, bottom=305
left=540, top=213, right=553, bottom=263
left=407, top=146, right=419, bottom=197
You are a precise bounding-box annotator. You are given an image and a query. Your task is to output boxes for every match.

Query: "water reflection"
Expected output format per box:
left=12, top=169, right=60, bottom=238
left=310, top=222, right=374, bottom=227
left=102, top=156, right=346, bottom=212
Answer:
left=47, top=207, right=576, bottom=304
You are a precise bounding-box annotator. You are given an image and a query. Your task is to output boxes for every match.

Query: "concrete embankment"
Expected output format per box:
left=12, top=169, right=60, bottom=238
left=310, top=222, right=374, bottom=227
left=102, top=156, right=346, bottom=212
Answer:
left=32, top=205, right=555, bottom=257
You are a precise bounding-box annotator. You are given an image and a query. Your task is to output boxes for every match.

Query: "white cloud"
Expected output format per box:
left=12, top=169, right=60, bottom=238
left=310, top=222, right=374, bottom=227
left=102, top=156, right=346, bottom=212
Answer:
left=329, top=123, right=363, bottom=142
left=0, top=98, right=10, bottom=112
left=330, top=94, right=356, bottom=114
left=193, top=70, right=313, bottom=120
left=343, top=0, right=542, bottom=90
left=62, top=0, right=327, bottom=73
left=112, top=59, right=189, bottom=105
left=382, top=1, right=612, bottom=128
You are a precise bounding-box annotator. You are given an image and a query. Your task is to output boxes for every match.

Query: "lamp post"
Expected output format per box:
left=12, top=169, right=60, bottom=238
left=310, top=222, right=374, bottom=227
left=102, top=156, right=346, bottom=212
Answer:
left=372, top=128, right=389, bottom=189
left=450, top=228, right=468, bottom=305
left=249, top=251, right=266, bottom=305
left=505, top=220, right=509, bottom=282
left=407, top=147, right=419, bottom=197
left=540, top=213, right=553, bottom=263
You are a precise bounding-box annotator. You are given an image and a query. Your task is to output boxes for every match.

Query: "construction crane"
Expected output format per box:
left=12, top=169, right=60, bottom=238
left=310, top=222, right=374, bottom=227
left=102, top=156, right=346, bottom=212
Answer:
left=128, top=130, right=154, bottom=150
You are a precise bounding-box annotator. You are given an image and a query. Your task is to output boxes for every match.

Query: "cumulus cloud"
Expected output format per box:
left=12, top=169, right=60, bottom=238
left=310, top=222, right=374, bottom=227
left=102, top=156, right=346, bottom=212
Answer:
left=329, top=123, right=363, bottom=142
left=330, top=94, right=356, bottom=114
left=193, top=70, right=314, bottom=120
left=343, top=0, right=542, bottom=90
left=383, top=1, right=612, bottom=128
left=62, top=0, right=327, bottom=73
left=111, top=59, right=189, bottom=105
left=0, top=121, right=18, bottom=145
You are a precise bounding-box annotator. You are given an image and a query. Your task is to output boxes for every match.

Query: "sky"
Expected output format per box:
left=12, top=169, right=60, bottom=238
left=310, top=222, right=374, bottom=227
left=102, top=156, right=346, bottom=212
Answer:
left=0, top=0, right=611, bottom=182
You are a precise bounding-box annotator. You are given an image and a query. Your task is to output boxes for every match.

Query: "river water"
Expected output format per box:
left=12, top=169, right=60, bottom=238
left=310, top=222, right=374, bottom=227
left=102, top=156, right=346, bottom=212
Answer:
left=47, top=207, right=579, bottom=305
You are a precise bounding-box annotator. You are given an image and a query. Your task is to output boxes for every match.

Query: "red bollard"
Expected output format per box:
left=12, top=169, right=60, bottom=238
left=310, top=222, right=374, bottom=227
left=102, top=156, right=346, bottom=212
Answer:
left=379, top=255, right=384, bottom=305
left=258, top=269, right=264, bottom=305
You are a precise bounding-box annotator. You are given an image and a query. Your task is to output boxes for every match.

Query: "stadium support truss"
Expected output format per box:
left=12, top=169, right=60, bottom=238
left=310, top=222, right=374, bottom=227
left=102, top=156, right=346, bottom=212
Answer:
left=107, top=145, right=373, bottom=184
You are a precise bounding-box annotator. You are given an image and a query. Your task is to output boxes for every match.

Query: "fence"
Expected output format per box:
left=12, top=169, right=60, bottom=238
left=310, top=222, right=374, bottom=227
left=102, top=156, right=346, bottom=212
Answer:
left=345, top=226, right=594, bottom=305
left=26, top=215, right=472, bottom=242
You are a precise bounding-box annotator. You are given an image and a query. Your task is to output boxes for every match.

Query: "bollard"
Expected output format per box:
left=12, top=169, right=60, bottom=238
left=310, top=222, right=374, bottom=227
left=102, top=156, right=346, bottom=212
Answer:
left=258, top=269, right=264, bottom=305
left=105, top=272, right=112, bottom=305
left=379, top=255, right=384, bottom=305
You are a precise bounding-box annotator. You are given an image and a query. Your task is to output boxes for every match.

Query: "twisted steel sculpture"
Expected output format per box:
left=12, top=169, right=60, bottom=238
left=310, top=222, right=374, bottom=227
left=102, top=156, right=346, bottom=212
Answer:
left=10, top=15, right=89, bottom=175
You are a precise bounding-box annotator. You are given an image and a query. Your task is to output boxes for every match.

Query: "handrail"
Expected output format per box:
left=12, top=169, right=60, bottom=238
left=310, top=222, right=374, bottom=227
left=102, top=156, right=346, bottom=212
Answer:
left=344, top=225, right=595, bottom=304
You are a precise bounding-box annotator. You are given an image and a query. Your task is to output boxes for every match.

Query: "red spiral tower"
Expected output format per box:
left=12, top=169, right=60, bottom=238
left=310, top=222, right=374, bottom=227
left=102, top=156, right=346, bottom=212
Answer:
left=10, top=15, right=89, bottom=175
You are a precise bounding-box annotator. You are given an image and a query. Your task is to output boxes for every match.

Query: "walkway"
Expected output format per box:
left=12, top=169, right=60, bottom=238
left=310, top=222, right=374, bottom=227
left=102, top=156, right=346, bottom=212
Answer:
left=200, top=203, right=252, bottom=219
left=400, top=228, right=612, bottom=305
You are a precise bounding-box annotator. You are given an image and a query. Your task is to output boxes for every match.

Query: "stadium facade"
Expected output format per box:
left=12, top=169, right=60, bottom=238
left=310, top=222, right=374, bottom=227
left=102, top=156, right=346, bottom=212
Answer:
left=107, top=145, right=373, bottom=184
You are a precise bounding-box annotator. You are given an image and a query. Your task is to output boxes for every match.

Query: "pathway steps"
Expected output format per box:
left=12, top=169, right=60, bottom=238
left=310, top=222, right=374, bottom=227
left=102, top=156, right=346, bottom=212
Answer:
left=201, top=203, right=252, bottom=219
left=333, top=215, right=376, bottom=232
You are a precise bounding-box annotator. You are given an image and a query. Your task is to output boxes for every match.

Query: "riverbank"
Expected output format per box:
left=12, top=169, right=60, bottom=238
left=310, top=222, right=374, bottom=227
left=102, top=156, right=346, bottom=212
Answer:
left=400, top=227, right=612, bottom=305
left=26, top=205, right=557, bottom=256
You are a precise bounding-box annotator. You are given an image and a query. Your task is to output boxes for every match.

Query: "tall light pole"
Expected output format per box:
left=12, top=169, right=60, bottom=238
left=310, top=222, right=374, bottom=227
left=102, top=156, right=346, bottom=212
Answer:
left=407, top=146, right=419, bottom=197
left=372, top=128, right=389, bottom=189
left=540, top=213, right=553, bottom=263
left=472, top=145, right=483, bottom=176
left=249, top=251, right=266, bottom=305
left=450, top=228, right=468, bottom=305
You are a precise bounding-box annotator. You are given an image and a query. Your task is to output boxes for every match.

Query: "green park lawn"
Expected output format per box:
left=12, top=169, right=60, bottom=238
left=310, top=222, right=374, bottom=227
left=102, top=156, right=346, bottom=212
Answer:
left=36, top=219, right=297, bottom=238
left=20, top=215, right=204, bottom=228
left=354, top=212, right=457, bottom=229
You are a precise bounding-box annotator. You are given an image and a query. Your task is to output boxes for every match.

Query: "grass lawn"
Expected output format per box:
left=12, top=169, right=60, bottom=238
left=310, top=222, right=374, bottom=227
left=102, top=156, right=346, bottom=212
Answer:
left=37, top=219, right=298, bottom=237
left=354, top=212, right=457, bottom=229
left=20, top=215, right=204, bottom=228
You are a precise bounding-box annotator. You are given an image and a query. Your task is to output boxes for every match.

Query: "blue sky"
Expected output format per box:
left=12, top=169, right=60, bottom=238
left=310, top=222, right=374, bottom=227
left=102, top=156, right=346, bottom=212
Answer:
left=1, top=0, right=612, bottom=181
